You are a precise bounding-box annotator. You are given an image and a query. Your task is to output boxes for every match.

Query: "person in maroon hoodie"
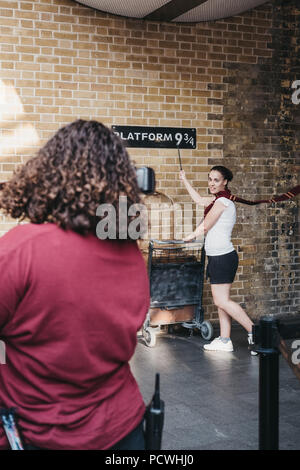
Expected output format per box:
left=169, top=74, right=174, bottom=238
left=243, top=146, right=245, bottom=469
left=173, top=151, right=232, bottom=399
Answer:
left=0, top=120, right=150, bottom=450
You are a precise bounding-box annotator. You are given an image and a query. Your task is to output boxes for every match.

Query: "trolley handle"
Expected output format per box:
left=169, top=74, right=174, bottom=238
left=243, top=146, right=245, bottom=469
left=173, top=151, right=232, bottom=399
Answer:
left=150, top=239, right=202, bottom=245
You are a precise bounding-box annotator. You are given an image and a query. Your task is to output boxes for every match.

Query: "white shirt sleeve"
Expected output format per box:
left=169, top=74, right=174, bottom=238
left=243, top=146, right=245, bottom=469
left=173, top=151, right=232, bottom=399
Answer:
left=215, top=197, right=231, bottom=207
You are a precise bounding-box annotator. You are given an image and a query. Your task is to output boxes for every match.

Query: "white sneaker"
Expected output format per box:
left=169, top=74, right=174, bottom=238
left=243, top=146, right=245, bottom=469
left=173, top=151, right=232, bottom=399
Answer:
left=203, top=337, right=234, bottom=352
left=248, top=333, right=258, bottom=356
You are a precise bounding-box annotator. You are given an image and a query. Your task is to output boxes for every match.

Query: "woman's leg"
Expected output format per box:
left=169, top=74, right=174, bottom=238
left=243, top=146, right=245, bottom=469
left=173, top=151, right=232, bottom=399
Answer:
left=211, top=283, right=253, bottom=333
left=218, top=307, right=232, bottom=338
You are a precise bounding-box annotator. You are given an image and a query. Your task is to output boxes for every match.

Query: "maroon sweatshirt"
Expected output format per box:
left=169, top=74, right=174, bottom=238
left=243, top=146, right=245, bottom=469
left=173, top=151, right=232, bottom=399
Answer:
left=0, top=223, right=149, bottom=450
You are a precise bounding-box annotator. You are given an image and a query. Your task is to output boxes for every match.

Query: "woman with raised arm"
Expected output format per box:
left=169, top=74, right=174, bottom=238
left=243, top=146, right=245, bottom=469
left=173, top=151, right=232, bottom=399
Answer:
left=179, top=167, right=256, bottom=354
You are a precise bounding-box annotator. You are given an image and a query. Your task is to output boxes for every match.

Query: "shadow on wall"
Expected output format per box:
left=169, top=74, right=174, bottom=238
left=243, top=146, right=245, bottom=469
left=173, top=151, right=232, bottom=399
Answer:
left=0, top=80, right=40, bottom=236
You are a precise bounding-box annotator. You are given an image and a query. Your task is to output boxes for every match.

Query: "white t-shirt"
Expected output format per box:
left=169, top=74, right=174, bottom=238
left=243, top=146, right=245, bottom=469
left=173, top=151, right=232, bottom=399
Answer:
left=204, top=197, right=236, bottom=256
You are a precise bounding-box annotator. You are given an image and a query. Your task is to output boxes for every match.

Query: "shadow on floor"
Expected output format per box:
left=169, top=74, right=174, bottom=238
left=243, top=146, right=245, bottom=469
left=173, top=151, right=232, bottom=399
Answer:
left=130, top=325, right=300, bottom=450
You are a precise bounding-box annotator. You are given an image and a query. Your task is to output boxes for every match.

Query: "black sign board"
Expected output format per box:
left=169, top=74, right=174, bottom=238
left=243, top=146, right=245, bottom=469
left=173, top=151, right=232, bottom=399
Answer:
left=112, top=126, right=196, bottom=149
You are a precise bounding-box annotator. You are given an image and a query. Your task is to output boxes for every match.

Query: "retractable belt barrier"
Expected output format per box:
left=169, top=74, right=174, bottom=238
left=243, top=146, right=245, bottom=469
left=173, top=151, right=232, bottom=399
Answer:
left=253, top=315, right=300, bottom=450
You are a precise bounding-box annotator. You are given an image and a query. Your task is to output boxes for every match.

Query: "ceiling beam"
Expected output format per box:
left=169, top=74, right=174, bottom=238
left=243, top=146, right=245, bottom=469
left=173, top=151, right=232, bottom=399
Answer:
left=144, top=0, right=209, bottom=21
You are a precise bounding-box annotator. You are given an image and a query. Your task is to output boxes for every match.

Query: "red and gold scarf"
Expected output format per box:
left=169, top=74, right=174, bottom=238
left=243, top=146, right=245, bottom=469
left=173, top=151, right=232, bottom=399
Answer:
left=204, top=185, right=300, bottom=217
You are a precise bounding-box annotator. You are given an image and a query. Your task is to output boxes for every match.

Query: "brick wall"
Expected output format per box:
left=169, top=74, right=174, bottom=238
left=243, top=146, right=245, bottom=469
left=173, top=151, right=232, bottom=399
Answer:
left=208, top=0, right=300, bottom=318
left=0, top=0, right=299, bottom=319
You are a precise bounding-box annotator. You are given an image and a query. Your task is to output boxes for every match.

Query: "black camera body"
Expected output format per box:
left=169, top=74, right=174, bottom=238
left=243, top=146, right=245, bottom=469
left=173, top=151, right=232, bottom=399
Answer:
left=136, top=167, right=156, bottom=194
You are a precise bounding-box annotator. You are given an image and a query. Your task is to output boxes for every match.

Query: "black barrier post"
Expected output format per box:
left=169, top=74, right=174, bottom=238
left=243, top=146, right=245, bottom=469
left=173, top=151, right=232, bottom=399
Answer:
left=255, top=316, right=280, bottom=450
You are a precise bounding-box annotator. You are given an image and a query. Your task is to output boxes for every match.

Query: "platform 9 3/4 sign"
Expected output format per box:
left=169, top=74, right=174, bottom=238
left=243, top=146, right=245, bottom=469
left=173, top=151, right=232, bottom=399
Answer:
left=112, top=126, right=196, bottom=149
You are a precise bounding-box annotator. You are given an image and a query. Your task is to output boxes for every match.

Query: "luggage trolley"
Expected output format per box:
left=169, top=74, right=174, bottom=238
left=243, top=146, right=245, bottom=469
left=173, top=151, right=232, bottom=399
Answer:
left=142, top=239, right=213, bottom=347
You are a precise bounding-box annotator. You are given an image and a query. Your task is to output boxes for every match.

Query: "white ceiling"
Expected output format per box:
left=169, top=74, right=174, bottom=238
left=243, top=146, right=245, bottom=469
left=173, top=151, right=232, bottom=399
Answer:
left=76, top=0, right=171, bottom=19
left=74, top=0, right=270, bottom=22
left=176, top=0, right=270, bottom=22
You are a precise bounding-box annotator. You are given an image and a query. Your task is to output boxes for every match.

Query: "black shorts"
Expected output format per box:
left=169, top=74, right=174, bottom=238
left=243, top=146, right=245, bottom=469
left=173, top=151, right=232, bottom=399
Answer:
left=206, top=250, right=239, bottom=285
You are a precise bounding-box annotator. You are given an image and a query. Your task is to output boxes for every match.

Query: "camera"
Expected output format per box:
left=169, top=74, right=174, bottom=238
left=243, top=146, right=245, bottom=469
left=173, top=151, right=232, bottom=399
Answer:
left=136, top=167, right=156, bottom=194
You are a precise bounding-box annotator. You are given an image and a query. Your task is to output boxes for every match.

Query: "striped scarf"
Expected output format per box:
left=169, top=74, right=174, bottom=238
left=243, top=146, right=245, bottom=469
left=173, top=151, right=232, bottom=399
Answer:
left=204, top=185, right=300, bottom=217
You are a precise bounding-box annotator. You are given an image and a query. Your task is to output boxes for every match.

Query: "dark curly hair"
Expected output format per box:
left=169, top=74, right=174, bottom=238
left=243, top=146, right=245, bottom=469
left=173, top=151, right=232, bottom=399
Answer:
left=0, top=120, right=142, bottom=238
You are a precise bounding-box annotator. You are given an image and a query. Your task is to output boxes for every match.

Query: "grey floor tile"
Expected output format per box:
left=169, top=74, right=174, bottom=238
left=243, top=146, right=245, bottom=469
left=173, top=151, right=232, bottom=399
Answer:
left=130, top=326, right=300, bottom=450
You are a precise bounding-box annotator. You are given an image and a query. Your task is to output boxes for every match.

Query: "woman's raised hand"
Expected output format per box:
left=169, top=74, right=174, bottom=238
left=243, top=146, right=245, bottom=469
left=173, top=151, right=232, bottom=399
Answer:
left=179, top=170, right=186, bottom=181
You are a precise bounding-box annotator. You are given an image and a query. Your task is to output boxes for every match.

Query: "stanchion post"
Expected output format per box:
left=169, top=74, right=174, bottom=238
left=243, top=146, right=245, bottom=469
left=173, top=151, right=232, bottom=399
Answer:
left=255, top=316, right=280, bottom=450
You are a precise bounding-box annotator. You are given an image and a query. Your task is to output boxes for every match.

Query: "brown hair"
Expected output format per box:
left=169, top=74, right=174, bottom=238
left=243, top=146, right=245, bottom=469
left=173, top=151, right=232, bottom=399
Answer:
left=209, top=165, right=233, bottom=189
left=0, top=120, right=141, bottom=237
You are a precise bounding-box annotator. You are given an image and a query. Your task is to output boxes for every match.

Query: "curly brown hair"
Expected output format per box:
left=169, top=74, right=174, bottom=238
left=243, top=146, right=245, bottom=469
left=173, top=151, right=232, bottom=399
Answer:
left=0, top=120, right=142, bottom=237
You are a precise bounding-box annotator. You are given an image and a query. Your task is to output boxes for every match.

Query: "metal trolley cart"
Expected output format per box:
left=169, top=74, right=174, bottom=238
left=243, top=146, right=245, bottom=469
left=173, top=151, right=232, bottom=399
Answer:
left=142, top=239, right=213, bottom=347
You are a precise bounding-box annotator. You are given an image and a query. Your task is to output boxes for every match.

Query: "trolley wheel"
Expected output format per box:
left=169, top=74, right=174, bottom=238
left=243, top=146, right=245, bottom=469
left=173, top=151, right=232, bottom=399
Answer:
left=143, top=328, right=157, bottom=348
left=200, top=321, right=213, bottom=340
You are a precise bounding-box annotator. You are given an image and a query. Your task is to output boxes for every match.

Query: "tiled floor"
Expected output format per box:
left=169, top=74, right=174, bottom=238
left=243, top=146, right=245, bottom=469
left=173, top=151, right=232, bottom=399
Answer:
left=130, top=324, right=300, bottom=450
